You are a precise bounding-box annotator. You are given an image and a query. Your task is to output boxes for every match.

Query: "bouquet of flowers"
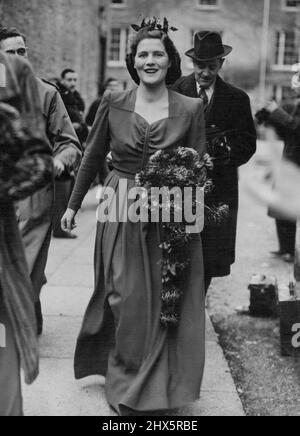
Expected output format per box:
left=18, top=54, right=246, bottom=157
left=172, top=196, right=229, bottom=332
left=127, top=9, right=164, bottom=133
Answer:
left=0, top=102, right=52, bottom=201
left=136, top=147, right=228, bottom=327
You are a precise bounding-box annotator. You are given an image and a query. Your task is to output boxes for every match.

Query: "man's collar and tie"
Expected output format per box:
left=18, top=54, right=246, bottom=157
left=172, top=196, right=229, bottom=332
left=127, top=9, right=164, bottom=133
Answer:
left=196, top=80, right=215, bottom=111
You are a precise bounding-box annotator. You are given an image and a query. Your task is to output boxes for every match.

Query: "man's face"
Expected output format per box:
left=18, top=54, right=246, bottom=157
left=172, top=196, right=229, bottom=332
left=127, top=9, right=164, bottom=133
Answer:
left=106, top=80, right=123, bottom=92
left=61, top=72, right=78, bottom=92
left=193, top=58, right=224, bottom=89
left=0, top=36, right=28, bottom=58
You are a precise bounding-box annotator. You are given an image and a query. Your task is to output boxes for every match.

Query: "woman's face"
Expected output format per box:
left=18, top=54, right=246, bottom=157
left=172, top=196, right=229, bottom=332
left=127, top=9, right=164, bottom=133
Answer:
left=134, top=38, right=171, bottom=87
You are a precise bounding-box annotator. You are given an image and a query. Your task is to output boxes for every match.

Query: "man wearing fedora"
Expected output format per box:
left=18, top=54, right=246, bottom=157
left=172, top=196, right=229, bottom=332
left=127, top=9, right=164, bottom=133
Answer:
left=172, top=31, right=257, bottom=292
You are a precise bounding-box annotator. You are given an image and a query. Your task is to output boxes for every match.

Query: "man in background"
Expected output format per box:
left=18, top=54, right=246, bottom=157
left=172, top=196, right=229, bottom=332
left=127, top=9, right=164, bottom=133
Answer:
left=172, top=31, right=257, bottom=293
left=59, top=68, right=88, bottom=145
left=0, top=26, right=82, bottom=333
left=255, top=63, right=300, bottom=263
left=86, top=77, right=124, bottom=127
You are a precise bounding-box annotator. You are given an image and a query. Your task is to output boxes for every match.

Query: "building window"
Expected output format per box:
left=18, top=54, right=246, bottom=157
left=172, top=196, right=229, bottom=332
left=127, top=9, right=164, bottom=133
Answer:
left=272, top=85, right=294, bottom=103
left=110, top=0, right=126, bottom=7
left=274, top=31, right=299, bottom=67
left=196, top=0, right=220, bottom=9
left=108, top=28, right=129, bottom=66
left=282, top=0, right=300, bottom=11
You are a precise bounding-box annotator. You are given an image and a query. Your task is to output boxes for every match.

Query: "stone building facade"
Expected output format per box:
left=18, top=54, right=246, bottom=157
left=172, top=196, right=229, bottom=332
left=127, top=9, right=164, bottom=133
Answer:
left=1, top=1, right=299, bottom=104
left=0, top=0, right=103, bottom=105
left=103, top=0, right=300, bottom=103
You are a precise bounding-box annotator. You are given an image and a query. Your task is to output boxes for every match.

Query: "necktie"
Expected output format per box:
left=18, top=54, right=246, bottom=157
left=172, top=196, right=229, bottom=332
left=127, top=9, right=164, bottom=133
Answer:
left=198, top=87, right=209, bottom=112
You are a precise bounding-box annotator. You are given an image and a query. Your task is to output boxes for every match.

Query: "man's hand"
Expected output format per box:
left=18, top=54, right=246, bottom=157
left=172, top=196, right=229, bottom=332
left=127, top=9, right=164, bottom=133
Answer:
left=265, top=100, right=279, bottom=113
left=72, top=122, right=81, bottom=130
left=53, top=157, right=65, bottom=177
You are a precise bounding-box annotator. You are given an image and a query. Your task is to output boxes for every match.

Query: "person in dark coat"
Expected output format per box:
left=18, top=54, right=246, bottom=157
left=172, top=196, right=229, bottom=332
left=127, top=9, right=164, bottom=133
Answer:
left=0, top=51, right=53, bottom=416
left=255, top=65, right=300, bottom=263
left=0, top=27, right=82, bottom=333
left=171, top=31, right=257, bottom=292
left=86, top=78, right=124, bottom=127
left=59, top=68, right=88, bottom=144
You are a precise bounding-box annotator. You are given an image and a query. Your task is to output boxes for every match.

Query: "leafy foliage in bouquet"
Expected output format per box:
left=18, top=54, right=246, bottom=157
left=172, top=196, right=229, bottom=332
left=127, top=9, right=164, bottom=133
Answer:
left=0, top=103, right=53, bottom=202
left=136, top=147, right=228, bottom=327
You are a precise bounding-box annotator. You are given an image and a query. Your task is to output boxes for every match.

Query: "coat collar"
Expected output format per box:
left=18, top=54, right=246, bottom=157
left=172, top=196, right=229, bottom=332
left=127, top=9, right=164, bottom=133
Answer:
left=178, top=73, right=228, bottom=98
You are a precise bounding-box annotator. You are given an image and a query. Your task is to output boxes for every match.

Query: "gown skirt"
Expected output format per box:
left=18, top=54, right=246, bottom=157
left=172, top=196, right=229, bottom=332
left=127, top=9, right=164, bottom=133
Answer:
left=74, top=169, right=206, bottom=415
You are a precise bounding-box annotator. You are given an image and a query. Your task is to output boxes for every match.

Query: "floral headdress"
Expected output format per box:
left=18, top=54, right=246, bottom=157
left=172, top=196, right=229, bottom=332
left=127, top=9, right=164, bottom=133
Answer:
left=131, top=17, right=178, bottom=34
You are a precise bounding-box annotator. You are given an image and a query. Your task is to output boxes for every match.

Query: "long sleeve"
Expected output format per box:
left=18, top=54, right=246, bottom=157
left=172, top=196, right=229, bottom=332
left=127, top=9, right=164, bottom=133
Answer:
left=269, top=106, right=300, bottom=135
left=187, top=100, right=206, bottom=155
left=227, top=93, right=256, bottom=167
left=45, top=88, right=82, bottom=171
left=68, top=91, right=111, bottom=212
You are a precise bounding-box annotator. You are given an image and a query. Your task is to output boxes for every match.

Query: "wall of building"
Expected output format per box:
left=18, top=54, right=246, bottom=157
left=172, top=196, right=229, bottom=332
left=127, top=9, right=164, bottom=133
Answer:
left=1, top=0, right=299, bottom=104
left=104, top=0, right=300, bottom=103
left=0, top=0, right=101, bottom=105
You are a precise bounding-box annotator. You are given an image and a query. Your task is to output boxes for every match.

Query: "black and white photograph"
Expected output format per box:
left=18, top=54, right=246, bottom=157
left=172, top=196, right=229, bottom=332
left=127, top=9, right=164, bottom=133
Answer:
left=1, top=0, right=300, bottom=419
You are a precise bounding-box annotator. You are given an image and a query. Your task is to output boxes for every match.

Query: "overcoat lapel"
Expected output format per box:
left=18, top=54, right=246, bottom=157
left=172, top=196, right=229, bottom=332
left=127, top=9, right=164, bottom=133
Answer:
left=206, top=76, right=226, bottom=125
left=180, top=74, right=198, bottom=98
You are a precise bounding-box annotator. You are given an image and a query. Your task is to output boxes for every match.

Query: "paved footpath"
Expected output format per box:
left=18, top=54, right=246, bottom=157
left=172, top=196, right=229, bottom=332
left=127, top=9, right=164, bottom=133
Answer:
left=22, top=189, right=244, bottom=416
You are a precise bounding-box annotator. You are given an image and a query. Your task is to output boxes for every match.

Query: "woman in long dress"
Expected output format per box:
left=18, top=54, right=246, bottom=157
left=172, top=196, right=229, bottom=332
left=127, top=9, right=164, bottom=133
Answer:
left=62, top=19, right=206, bottom=415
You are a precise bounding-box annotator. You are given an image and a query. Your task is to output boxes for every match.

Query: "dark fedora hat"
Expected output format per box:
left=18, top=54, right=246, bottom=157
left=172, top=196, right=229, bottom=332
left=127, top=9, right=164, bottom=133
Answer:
left=185, top=31, right=232, bottom=62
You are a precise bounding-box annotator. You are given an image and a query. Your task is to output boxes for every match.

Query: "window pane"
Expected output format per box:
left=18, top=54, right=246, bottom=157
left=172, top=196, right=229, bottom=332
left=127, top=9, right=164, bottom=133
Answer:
left=275, top=31, right=298, bottom=65
left=109, top=28, right=121, bottom=61
left=198, top=0, right=218, bottom=5
left=285, top=0, right=300, bottom=8
left=275, top=32, right=282, bottom=64
left=284, top=32, right=298, bottom=65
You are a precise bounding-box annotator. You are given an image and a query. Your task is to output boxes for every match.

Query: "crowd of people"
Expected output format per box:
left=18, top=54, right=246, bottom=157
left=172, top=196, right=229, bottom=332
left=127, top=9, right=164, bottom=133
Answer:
left=0, top=15, right=298, bottom=416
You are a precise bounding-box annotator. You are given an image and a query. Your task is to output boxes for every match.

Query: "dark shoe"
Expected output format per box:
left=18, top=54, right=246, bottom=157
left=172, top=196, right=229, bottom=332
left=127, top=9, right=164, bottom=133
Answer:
left=235, top=305, right=250, bottom=315
left=282, top=253, right=294, bottom=263
left=271, top=250, right=285, bottom=257
left=53, top=232, right=77, bottom=239
left=35, top=301, right=43, bottom=336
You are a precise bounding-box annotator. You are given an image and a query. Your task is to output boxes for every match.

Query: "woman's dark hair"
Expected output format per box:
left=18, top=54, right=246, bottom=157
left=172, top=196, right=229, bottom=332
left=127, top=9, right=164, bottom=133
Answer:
left=126, top=28, right=181, bottom=85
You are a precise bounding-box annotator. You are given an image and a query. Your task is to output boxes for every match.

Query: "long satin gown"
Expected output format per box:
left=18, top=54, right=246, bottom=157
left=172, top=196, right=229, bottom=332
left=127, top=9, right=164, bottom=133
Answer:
left=68, top=88, right=206, bottom=415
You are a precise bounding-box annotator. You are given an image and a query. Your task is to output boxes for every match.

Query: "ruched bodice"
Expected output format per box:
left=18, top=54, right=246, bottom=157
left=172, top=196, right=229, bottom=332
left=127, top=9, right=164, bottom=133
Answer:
left=69, top=88, right=205, bottom=210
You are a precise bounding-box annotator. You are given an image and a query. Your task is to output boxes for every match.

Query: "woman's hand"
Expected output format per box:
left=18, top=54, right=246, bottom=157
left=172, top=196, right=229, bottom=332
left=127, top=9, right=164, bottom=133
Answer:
left=61, top=208, right=77, bottom=232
